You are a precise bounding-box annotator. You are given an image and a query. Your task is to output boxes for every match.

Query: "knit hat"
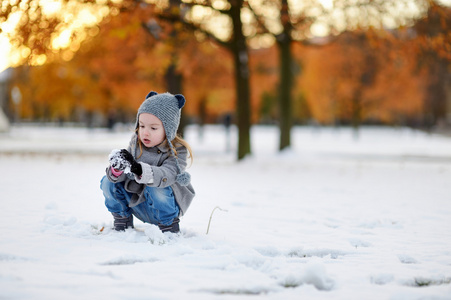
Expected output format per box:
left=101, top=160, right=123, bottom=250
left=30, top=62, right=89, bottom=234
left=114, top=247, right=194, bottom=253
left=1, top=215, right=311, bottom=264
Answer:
left=136, top=91, right=191, bottom=186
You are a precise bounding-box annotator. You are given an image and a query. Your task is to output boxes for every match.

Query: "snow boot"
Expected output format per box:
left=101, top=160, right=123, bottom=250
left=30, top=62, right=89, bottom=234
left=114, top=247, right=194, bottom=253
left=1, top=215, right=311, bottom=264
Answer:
left=158, top=218, right=180, bottom=233
left=112, top=213, right=134, bottom=231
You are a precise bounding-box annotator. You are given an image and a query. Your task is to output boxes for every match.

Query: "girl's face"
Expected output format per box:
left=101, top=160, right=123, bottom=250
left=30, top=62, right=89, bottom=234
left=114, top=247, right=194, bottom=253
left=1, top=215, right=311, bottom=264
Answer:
left=138, top=113, right=165, bottom=148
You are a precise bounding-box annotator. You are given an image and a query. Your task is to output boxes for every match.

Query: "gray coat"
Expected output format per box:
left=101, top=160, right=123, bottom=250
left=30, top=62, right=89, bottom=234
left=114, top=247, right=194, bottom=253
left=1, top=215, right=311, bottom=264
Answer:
left=105, top=134, right=195, bottom=216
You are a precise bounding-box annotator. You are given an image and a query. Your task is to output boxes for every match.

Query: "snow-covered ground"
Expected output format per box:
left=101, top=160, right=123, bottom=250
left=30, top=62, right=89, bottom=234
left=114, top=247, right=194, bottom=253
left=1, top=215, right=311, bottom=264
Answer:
left=1, top=124, right=451, bottom=300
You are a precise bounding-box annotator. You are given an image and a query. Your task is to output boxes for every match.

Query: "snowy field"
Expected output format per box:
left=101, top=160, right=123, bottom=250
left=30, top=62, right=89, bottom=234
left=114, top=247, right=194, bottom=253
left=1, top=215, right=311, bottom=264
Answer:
left=1, top=124, right=451, bottom=300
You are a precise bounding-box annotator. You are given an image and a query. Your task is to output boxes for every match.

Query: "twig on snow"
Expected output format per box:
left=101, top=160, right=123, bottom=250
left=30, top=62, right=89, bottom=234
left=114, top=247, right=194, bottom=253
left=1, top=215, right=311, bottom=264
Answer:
left=206, top=206, right=228, bottom=235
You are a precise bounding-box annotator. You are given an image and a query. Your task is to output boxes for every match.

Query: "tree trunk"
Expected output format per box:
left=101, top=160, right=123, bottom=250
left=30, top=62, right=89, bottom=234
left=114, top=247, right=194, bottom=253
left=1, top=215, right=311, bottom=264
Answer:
left=229, top=0, right=251, bottom=160
left=277, top=35, right=293, bottom=150
left=351, top=92, right=361, bottom=140
left=424, top=60, right=447, bottom=129
left=165, top=63, right=182, bottom=94
left=277, top=0, right=293, bottom=151
left=165, top=62, right=187, bottom=137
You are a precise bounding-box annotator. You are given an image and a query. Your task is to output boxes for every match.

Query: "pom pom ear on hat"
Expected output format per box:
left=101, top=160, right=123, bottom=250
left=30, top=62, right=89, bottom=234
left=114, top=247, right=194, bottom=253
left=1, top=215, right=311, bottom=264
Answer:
left=146, top=91, right=158, bottom=99
left=174, top=94, right=186, bottom=109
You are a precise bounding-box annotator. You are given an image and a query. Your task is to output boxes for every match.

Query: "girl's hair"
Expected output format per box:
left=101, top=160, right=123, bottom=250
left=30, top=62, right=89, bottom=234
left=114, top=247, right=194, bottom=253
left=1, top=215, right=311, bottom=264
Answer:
left=135, top=128, right=193, bottom=166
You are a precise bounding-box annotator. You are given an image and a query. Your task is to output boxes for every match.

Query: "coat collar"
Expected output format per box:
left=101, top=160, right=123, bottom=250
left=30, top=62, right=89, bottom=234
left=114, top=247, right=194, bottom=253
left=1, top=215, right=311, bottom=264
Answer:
left=155, top=141, right=170, bottom=153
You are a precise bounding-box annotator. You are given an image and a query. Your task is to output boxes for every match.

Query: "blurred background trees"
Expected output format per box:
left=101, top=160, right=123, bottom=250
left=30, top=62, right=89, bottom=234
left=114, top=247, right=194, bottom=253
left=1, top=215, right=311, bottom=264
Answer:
left=0, top=0, right=450, bottom=159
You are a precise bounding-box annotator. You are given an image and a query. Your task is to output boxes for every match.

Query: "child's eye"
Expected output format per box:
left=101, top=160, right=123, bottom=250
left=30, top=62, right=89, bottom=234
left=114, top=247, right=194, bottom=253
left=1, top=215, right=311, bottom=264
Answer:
left=151, top=127, right=157, bottom=130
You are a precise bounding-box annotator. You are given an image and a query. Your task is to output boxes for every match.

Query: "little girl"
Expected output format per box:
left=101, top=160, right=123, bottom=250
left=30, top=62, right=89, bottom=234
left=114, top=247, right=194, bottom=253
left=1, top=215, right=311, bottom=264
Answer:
left=100, top=91, right=195, bottom=233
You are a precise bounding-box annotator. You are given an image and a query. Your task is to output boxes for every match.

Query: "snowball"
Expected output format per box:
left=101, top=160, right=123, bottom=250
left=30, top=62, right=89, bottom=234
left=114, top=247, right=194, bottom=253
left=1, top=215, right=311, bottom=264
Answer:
left=108, top=149, right=132, bottom=174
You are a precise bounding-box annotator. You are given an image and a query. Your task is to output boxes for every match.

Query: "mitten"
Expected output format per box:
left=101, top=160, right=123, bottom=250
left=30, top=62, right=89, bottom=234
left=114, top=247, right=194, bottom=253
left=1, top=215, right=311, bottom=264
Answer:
left=119, top=149, right=143, bottom=176
left=109, top=149, right=130, bottom=171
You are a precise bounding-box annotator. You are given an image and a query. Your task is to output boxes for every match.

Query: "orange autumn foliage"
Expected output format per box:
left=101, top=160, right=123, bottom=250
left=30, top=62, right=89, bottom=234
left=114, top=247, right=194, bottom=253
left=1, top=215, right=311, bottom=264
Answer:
left=178, top=40, right=234, bottom=121
left=297, top=30, right=427, bottom=125
left=249, top=46, right=279, bottom=122
left=8, top=2, right=450, bottom=127
left=10, top=5, right=236, bottom=124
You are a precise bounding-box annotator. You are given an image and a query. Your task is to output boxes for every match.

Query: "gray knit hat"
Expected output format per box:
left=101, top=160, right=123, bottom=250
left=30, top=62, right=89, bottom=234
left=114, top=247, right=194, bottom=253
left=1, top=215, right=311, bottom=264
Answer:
left=136, top=91, right=191, bottom=186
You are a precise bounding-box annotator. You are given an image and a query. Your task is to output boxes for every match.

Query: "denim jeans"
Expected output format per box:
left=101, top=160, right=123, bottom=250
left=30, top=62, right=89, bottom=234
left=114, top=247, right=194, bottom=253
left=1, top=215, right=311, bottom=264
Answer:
left=100, top=176, right=179, bottom=226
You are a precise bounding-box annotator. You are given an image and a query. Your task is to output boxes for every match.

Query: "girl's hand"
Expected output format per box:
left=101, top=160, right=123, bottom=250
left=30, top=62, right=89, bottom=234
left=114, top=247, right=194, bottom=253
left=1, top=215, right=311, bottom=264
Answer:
left=119, top=149, right=143, bottom=177
left=109, top=149, right=130, bottom=171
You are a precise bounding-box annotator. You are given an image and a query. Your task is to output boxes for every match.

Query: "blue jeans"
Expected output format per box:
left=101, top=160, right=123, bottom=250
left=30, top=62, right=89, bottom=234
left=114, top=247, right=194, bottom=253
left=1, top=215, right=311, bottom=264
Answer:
left=100, top=176, right=179, bottom=226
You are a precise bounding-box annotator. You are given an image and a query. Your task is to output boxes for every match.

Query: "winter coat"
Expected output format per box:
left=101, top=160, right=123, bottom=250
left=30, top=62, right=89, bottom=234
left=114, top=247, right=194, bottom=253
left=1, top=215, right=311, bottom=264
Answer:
left=105, top=133, right=195, bottom=216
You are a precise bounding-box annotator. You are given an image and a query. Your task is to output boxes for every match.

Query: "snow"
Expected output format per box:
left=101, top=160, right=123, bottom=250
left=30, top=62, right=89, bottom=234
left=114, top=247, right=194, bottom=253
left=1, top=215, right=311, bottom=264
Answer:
left=1, top=124, right=451, bottom=300
left=108, top=149, right=132, bottom=174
